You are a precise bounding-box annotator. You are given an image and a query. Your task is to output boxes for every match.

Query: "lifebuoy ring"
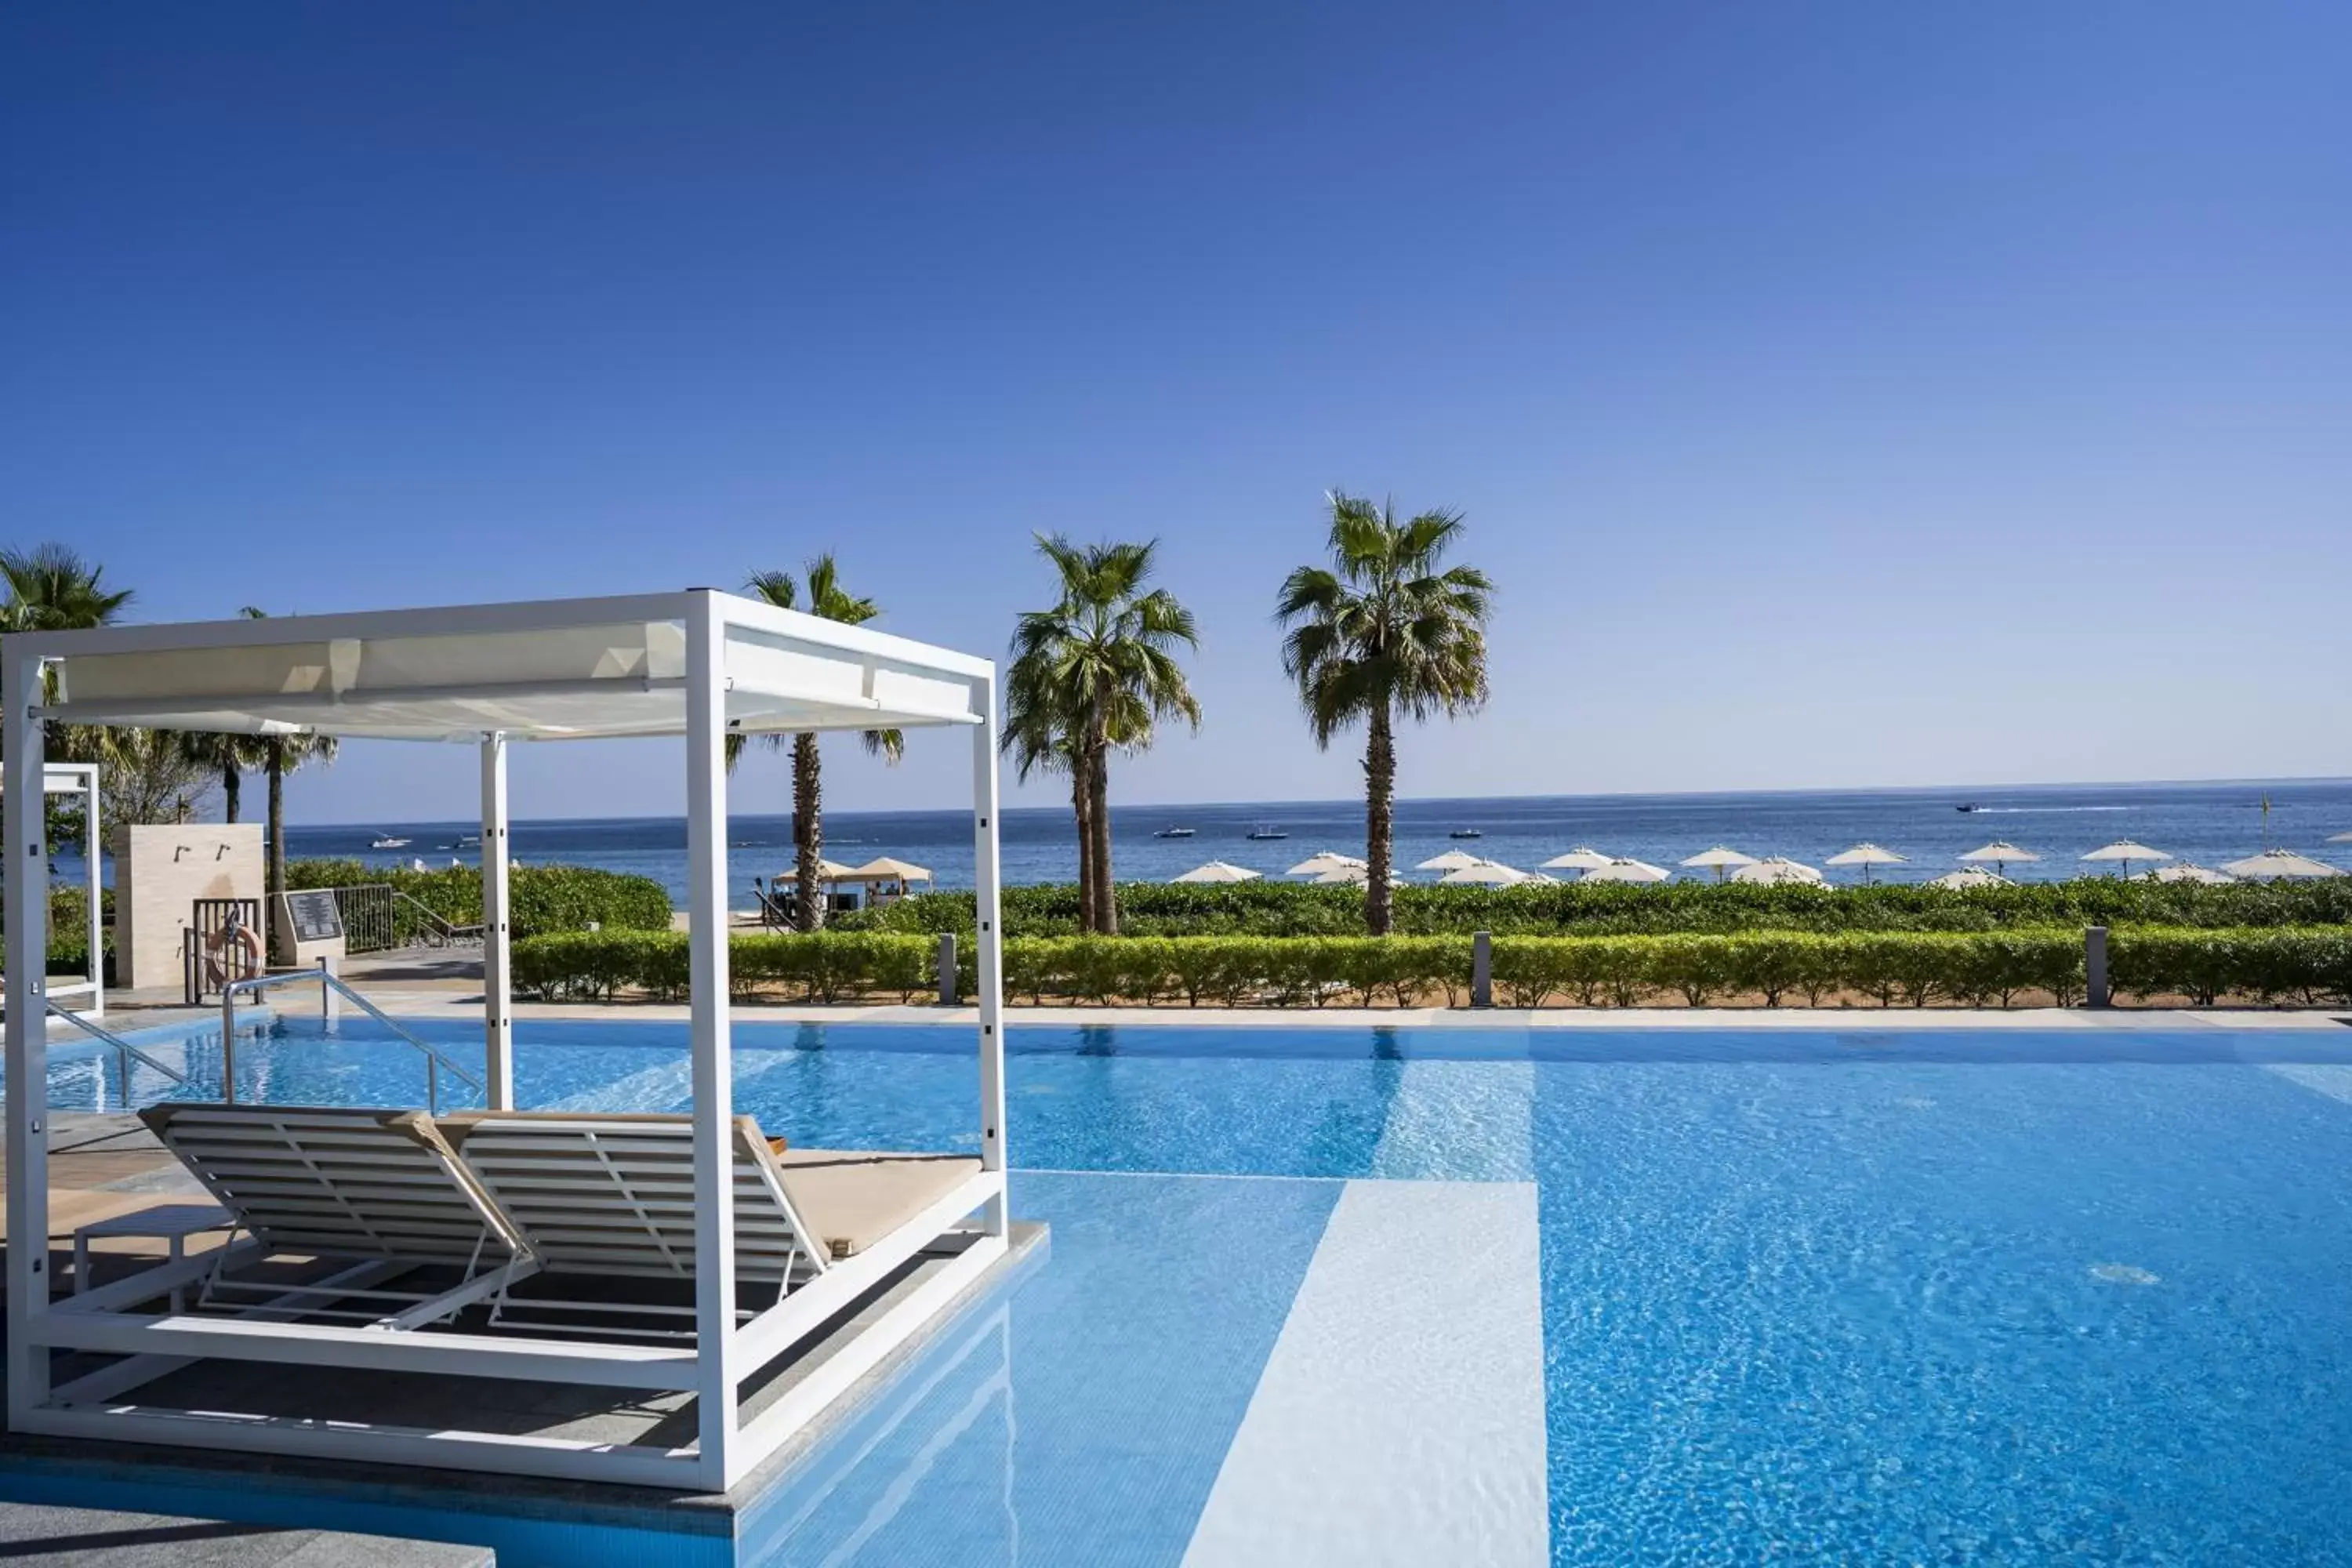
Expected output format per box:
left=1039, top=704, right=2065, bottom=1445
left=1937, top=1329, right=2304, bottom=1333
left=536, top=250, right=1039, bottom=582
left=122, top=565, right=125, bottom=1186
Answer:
left=204, top=922, right=264, bottom=985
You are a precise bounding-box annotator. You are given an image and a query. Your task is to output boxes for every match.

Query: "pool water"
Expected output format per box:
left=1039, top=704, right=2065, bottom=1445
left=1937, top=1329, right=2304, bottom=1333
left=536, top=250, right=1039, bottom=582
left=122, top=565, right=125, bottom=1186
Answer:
left=27, top=1017, right=2352, bottom=1565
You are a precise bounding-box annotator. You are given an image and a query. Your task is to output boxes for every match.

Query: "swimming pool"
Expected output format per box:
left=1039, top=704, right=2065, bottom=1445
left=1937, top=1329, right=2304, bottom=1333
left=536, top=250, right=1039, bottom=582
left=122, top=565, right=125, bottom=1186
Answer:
left=25, top=1015, right=2352, bottom=1564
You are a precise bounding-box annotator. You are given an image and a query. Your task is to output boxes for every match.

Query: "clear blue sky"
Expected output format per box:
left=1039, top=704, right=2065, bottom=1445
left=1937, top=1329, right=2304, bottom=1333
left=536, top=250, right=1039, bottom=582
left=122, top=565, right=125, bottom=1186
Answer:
left=5, top=2, right=2347, bottom=825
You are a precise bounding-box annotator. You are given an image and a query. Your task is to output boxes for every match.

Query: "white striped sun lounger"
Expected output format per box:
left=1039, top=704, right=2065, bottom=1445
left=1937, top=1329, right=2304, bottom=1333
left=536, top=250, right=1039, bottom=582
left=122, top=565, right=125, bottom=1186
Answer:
left=137, top=1103, right=535, bottom=1329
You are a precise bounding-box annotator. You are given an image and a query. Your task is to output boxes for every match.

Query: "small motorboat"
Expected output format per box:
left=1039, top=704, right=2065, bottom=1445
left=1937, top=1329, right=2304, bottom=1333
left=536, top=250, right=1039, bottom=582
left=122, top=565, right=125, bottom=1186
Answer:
left=1154, top=826, right=1196, bottom=839
left=1245, top=825, right=1289, bottom=840
left=370, top=832, right=412, bottom=849
left=1955, top=804, right=1981, bottom=814
left=1450, top=828, right=1483, bottom=840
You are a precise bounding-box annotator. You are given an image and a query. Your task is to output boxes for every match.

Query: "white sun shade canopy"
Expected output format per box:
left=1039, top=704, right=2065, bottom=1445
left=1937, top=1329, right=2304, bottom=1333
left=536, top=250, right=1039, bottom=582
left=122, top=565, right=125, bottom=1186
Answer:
left=27, top=592, right=989, bottom=742
left=2219, top=848, right=2343, bottom=880
left=1172, top=860, right=1262, bottom=884
left=1581, top=857, right=1671, bottom=884
left=1540, top=846, right=1614, bottom=872
left=1310, top=864, right=1369, bottom=885
left=1825, top=843, right=1906, bottom=867
left=1931, top=866, right=2009, bottom=889
left=1680, top=846, right=1759, bottom=869
left=1416, top=850, right=1486, bottom=873
left=1730, top=856, right=1824, bottom=885
left=2082, top=840, right=2172, bottom=864
left=2147, top=862, right=2235, bottom=884
left=1958, top=841, right=2039, bottom=865
left=1287, top=851, right=1367, bottom=876
left=1439, top=861, right=1540, bottom=885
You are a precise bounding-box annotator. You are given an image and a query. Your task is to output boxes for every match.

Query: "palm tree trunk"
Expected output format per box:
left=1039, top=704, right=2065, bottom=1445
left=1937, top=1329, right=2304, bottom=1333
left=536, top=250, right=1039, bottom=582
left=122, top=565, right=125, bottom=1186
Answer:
left=1363, top=705, right=1396, bottom=936
left=265, top=741, right=288, bottom=956
left=791, top=732, right=823, bottom=933
left=1070, top=768, right=1097, bottom=933
left=1087, top=741, right=1117, bottom=935
left=222, top=764, right=241, bottom=824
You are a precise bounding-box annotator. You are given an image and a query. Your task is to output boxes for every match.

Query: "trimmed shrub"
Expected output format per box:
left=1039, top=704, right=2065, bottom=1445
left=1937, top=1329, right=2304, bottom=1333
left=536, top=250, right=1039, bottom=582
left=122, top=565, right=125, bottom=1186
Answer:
left=289, top=859, right=670, bottom=939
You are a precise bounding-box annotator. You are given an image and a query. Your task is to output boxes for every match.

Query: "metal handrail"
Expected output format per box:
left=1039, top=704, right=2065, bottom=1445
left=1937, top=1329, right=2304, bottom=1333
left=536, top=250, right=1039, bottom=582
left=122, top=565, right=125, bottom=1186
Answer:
left=221, top=967, right=484, bottom=1114
left=46, top=1002, right=191, bottom=1107
left=390, top=890, right=484, bottom=948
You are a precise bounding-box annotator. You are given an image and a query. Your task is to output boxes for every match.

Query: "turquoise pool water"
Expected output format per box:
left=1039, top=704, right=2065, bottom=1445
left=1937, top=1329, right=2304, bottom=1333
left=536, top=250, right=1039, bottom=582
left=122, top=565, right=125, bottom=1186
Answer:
left=22, top=1016, right=2352, bottom=1564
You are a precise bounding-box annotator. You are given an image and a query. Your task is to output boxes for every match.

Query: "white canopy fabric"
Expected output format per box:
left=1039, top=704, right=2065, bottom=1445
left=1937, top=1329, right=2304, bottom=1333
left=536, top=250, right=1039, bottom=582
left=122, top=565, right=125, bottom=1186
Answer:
left=1931, top=866, right=2010, bottom=890
left=1416, top=850, right=1486, bottom=873
left=1310, top=864, right=1370, bottom=885
left=1287, top=851, right=1367, bottom=876
left=1172, top=860, right=1262, bottom=884
left=1680, top=846, right=1759, bottom=884
left=2082, top=840, right=2172, bottom=869
left=1581, top=858, right=1671, bottom=884
left=1540, top=847, right=1614, bottom=872
left=1824, top=843, right=1905, bottom=884
left=1958, top=841, right=2039, bottom=869
left=31, top=593, right=988, bottom=742
left=2147, top=862, right=2235, bottom=885
left=844, top=857, right=933, bottom=882
left=2219, top=848, right=2342, bottom=880
left=1730, top=856, right=1824, bottom=886
left=1439, top=861, right=1536, bottom=886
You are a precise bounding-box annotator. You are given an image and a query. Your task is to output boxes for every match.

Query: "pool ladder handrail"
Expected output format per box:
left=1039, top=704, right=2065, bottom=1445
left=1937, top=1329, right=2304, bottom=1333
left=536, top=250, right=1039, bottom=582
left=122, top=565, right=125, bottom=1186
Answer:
left=220, top=963, right=485, bottom=1114
left=46, top=1002, right=192, bottom=1109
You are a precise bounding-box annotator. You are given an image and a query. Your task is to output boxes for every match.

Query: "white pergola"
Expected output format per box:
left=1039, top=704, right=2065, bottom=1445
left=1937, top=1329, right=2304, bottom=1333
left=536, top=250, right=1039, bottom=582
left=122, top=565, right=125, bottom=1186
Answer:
left=1, top=762, right=103, bottom=1014
left=2, top=590, right=1009, bottom=1491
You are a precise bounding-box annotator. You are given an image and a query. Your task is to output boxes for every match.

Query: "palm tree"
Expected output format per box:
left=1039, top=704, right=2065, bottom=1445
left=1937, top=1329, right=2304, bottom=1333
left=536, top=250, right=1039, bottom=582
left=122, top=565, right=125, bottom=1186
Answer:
left=1004, top=536, right=1200, bottom=935
left=1276, top=493, right=1493, bottom=935
left=180, top=731, right=265, bottom=822
left=235, top=609, right=337, bottom=953
left=0, top=543, right=132, bottom=633
left=725, top=558, right=901, bottom=931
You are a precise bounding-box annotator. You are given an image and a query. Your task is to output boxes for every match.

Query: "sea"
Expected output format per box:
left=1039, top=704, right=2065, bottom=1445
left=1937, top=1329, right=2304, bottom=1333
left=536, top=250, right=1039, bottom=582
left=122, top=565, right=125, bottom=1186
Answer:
left=167, top=778, right=2352, bottom=903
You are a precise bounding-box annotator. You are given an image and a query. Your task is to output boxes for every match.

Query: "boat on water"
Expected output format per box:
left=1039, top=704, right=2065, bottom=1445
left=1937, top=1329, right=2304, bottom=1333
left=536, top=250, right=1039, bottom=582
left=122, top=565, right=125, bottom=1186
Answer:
left=1154, top=826, right=1196, bottom=839
left=1955, top=804, right=1982, bottom=814
left=1450, top=828, right=1483, bottom=840
left=370, top=832, right=412, bottom=849
left=1245, top=825, right=1289, bottom=840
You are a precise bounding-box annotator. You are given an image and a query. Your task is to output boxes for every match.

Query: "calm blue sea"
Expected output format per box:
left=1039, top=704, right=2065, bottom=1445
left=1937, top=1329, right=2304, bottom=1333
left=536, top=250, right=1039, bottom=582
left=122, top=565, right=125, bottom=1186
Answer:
left=62, top=779, right=2352, bottom=902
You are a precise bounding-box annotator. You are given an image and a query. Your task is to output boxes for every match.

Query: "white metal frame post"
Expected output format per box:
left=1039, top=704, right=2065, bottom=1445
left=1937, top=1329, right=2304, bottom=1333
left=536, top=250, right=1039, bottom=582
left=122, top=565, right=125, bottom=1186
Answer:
left=3, top=644, right=51, bottom=1420
left=684, top=591, right=739, bottom=1486
left=970, top=671, right=1008, bottom=1236
left=77, top=765, right=101, bottom=1018
left=478, top=731, right=513, bottom=1109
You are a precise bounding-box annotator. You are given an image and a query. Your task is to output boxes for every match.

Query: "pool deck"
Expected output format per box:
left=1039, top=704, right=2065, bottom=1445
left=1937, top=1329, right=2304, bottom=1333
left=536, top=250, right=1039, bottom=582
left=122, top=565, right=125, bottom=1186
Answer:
left=0, top=1500, right=493, bottom=1566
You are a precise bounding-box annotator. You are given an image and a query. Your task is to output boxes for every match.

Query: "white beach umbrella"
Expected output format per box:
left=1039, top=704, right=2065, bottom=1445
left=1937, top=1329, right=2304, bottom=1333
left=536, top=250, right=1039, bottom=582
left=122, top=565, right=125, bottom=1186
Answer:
left=1171, top=859, right=1262, bottom=884
left=1310, top=864, right=1369, bottom=886
left=1679, top=846, right=1760, bottom=884
left=2081, top=840, right=2172, bottom=877
left=1730, top=856, right=1824, bottom=886
left=1440, top=860, right=1533, bottom=886
left=2219, top=848, right=2343, bottom=880
left=1824, top=843, right=1907, bottom=885
left=1287, top=851, right=1367, bottom=876
left=1930, top=866, right=2010, bottom=890
left=1416, top=849, right=1486, bottom=873
left=1539, top=846, right=1614, bottom=873
left=1581, top=857, right=1671, bottom=884
left=1958, top=841, right=2040, bottom=875
left=2147, top=862, right=2235, bottom=885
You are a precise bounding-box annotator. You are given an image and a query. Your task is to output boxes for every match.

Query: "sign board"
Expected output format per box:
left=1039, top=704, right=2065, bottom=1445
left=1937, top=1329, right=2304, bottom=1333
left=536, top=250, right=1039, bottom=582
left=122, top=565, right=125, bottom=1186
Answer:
left=282, top=889, right=344, bottom=944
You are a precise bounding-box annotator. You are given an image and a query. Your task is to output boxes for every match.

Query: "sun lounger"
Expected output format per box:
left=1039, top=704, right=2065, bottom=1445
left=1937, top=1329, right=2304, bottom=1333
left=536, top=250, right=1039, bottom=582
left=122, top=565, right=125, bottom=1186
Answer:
left=135, top=1104, right=533, bottom=1327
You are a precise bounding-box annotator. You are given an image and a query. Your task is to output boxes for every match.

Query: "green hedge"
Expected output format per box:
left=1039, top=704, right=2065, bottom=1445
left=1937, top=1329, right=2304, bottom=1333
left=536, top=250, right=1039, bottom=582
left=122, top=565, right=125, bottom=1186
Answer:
left=510, top=926, right=2352, bottom=1009
left=286, top=859, right=671, bottom=940
left=841, top=877, right=2352, bottom=940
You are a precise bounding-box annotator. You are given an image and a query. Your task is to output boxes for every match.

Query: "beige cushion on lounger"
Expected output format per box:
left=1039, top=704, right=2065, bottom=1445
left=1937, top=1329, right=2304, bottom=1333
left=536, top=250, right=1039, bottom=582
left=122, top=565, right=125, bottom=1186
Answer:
left=770, top=1149, right=984, bottom=1260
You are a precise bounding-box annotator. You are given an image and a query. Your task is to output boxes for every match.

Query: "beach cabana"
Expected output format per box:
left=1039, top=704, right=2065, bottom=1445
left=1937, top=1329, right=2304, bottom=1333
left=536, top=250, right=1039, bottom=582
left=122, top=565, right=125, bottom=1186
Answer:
left=2219, top=848, right=2342, bottom=880
left=3, top=590, right=1011, bottom=1494
left=1825, top=843, right=1905, bottom=885
left=1539, top=847, right=1613, bottom=874
left=1730, top=856, right=1824, bottom=886
left=1581, top=857, right=1671, bottom=884
left=0, top=762, right=103, bottom=1015
left=1958, top=840, right=2039, bottom=875
left=1171, top=859, right=1261, bottom=884
left=2082, top=840, right=2172, bottom=877
left=837, top=855, right=934, bottom=907
left=1679, top=846, right=1759, bottom=884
